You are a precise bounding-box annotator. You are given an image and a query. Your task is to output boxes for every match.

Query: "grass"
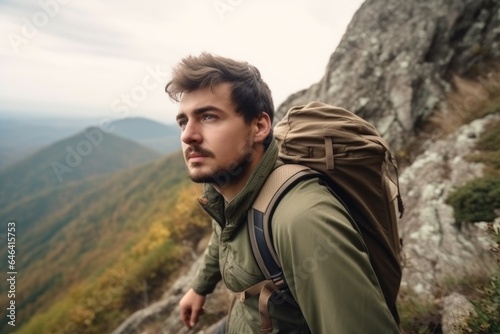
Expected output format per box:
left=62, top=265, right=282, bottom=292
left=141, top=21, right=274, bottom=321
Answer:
left=457, top=224, right=500, bottom=333
left=398, top=290, right=442, bottom=333
left=397, top=63, right=500, bottom=167
left=429, top=67, right=500, bottom=137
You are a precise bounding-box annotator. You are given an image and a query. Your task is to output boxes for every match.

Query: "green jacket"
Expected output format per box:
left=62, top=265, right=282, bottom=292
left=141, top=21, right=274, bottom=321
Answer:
left=192, top=140, right=399, bottom=333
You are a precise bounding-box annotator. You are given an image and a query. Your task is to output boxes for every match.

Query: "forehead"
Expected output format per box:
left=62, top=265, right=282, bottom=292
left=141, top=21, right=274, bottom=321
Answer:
left=178, top=82, right=234, bottom=114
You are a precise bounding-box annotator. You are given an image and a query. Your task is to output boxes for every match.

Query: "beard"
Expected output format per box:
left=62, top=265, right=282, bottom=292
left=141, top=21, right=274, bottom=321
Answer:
left=189, top=151, right=252, bottom=187
left=187, top=139, right=253, bottom=187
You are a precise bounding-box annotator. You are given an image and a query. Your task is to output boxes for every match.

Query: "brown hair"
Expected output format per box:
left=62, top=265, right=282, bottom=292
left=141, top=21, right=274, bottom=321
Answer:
left=165, top=52, right=274, bottom=124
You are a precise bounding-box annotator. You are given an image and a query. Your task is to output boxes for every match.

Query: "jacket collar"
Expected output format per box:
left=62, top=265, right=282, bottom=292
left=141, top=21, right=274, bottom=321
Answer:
left=198, top=139, right=278, bottom=242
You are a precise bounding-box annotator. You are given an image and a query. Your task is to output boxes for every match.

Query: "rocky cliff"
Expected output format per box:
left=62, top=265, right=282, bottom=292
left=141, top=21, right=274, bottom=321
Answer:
left=276, top=0, right=500, bottom=151
left=110, top=0, right=500, bottom=333
left=399, top=112, right=499, bottom=299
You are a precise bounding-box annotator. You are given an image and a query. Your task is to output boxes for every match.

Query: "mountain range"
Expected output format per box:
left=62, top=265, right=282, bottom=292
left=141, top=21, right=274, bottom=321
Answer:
left=0, top=116, right=187, bottom=332
left=0, top=116, right=180, bottom=171
left=107, top=117, right=181, bottom=154
left=0, top=126, right=162, bottom=210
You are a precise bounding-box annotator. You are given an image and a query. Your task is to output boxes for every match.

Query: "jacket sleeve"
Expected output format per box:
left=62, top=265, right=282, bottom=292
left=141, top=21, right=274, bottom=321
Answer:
left=192, top=220, right=222, bottom=295
left=272, top=178, right=400, bottom=333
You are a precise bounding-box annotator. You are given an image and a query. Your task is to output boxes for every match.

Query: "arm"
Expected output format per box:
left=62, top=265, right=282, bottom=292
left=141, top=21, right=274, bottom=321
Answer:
left=180, top=222, right=222, bottom=329
left=272, top=178, right=399, bottom=333
left=179, top=288, right=206, bottom=329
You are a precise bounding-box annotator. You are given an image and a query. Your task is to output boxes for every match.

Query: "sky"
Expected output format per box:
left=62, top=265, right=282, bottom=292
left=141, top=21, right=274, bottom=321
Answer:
left=0, top=0, right=365, bottom=125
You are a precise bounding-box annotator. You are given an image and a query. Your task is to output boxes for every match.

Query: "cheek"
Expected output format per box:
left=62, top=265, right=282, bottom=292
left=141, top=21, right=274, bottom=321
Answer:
left=217, top=129, right=251, bottom=156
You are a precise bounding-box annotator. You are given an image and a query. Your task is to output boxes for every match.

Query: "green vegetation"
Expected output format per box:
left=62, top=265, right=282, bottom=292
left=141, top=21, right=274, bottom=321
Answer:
left=0, top=128, right=162, bottom=210
left=446, top=119, right=500, bottom=224
left=446, top=175, right=500, bottom=223
left=457, top=224, right=500, bottom=333
left=446, top=117, right=500, bottom=224
left=5, top=169, right=211, bottom=334
left=471, top=119, right=500, bottom=170
left=398, top=291, right=442, bottom=334
left=0, top=151, right=202, bottom=334
left=465, top=276, right=500, bottom=333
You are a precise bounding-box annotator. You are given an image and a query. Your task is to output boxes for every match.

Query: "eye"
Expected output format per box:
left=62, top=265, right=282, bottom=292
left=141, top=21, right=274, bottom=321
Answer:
left=177, top=118, right=187, bottom=129
left=202, top=114, right=216, bottom=121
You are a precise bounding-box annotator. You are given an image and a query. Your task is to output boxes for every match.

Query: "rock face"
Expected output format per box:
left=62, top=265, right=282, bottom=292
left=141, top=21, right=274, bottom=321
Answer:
left=399, top=113, right=500, bottom=299
left=110, top=250, right=231, bottom=334
left=276, top=0, right=500, bottom=150
left=441, top=292, right=477, bottom=334
left=109, top=256, right=202, bottom=334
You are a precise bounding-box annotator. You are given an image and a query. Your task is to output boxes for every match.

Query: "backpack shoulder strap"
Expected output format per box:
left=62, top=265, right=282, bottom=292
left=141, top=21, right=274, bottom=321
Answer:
left=245, top=164, right=321, bottom=334
left=248, top=164, right=321, bottom=280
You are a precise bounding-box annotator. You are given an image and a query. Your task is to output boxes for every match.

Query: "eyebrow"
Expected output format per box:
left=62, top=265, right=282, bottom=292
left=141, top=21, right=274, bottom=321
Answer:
left=176, top=105, right=223, bottom=122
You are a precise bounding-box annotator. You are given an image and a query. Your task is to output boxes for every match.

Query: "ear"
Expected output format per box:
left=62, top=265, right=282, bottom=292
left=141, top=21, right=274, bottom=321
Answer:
left=253, top=112, right=272, bottom=144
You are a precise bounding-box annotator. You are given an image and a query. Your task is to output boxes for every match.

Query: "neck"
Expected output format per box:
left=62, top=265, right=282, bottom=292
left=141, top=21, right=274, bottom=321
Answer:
left=215, top=146, right=265, bottom=202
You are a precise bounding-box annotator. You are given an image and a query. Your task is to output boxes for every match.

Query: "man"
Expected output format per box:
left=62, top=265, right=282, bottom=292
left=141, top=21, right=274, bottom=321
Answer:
left=166, top=52, right=399, bottom=333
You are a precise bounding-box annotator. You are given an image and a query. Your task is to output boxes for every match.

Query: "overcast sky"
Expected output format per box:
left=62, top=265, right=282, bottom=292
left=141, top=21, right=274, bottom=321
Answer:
left=0, top=0, right=365, bottom=125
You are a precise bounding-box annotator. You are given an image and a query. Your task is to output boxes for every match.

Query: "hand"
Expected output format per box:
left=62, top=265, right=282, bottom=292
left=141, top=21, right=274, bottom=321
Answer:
left=179, top=288, right=206, bottom=329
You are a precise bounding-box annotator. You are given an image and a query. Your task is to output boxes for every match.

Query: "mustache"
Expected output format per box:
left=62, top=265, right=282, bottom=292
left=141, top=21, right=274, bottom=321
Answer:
left=184, top=146, right=215, bottom=158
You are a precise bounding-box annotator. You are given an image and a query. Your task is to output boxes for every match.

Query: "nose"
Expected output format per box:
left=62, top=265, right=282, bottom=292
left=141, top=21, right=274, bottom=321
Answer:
left=180, top=120, right=202, bottom=145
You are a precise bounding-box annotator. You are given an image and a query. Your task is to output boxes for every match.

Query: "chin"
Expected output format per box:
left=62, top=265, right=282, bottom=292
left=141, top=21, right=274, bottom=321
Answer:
left=188, top=170, right=213, bottom=184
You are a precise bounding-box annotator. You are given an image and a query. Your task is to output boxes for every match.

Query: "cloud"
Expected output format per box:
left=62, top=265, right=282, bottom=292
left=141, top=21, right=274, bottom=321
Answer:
left=0, top=0, right=365, bottom=124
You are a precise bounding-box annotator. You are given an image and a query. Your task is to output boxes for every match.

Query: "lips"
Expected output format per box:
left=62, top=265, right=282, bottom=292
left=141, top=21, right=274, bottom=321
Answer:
left=185, top=147, right=212, bottom=162
left=188, top=151, right=204, bottom=158
left=187, top=153, right=207, bottom=162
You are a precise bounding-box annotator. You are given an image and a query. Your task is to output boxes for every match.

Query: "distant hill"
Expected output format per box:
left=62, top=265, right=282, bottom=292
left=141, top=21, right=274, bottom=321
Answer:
left=0, top=117, right=93, bottom=170
left=107, top=117, right=181, bottom=154
left=0, top=126, right=162, bottom=210
left=0, top=116, right=180, bottom=171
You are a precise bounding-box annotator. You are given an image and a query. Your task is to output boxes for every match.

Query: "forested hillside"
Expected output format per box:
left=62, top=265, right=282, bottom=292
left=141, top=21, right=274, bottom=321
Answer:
left=0, top=127, right=162, bottom=209
left=0, top=152, right=207, bottom=333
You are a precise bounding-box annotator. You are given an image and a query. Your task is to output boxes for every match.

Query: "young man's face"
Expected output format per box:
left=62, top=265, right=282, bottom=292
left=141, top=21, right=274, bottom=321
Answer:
left=176, top=82, right=257, bottom=187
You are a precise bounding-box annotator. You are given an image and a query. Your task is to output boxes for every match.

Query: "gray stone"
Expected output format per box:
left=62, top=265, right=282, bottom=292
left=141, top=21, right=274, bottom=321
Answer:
left=275, top=0, right=500, bottom=151
left=399, top=114, right=500, bottom=298
left=441, top=293, right=477, bottom=334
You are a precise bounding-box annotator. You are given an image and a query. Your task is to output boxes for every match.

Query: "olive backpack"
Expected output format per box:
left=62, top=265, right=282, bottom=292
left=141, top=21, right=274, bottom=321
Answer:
left=242, top=101, right=404, bottom=333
